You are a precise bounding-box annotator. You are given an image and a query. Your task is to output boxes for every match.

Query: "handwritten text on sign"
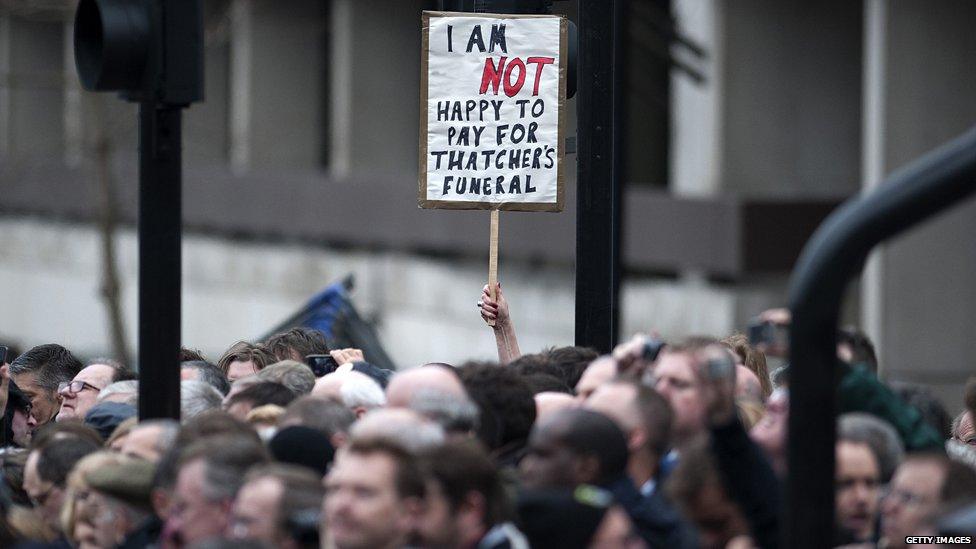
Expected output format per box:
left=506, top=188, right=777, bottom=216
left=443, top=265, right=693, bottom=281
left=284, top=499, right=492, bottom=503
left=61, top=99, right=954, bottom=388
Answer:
left=421, top=14, right=564, bottom=211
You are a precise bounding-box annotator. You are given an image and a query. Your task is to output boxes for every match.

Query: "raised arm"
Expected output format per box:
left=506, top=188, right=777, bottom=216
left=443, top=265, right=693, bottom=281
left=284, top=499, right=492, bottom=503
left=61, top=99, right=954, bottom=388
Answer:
left=479, top=283, right=521, bottom=364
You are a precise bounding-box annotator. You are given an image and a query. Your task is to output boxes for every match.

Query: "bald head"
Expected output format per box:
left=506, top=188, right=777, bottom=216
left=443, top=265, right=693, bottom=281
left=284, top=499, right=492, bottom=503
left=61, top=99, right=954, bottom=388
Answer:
left=574, top=356, right=616, bottom=401
left=534, top=392, right=577, bottom=423
left=385, top=366, right=467, bottom=408
left=349, top=407, right=446, bottom=453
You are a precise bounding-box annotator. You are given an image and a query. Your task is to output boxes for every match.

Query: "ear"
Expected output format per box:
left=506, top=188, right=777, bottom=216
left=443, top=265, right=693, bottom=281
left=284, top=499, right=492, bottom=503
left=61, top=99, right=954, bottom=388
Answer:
left=628, top=428, right=647, bottom=453
left=399, top=496, right=426, bottom=531
left=331, top=432, right=348, bottom=448
left=354, top=407, right=368, bottom=419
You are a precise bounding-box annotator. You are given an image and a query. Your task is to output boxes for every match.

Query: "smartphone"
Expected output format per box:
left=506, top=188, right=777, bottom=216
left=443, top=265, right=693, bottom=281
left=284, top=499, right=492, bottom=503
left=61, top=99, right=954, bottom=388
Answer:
left=305, top=354, right=338, bottom=377
left=0, top=346, right=7, bottom=365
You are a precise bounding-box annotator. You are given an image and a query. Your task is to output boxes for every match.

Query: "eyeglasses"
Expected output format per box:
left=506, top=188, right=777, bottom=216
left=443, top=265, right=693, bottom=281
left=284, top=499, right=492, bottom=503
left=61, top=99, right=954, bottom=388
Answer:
left=57, top=380, right=102, bottom=396
left=882, top=487, right=931, bottom=508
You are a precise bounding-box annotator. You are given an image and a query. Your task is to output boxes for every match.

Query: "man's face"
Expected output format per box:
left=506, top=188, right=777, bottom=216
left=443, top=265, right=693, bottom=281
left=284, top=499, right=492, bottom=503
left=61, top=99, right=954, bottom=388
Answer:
left=653, top=352, right=705, bottom=442
left=954, top=412, right=975, bottom=447
left=323, top=451, right=417, bottom=549
left=57, top=364, right=115, bottom=422
left=414, top=480, right=469, bottom=549
left=835, top=441, right=880, bottom=541
left=11, top=372, right=60, bottom=430
left=519, top=422, right=582, bottom=489
left=229, top=476, right=283, bottom=543
left=24, top=450, right=65, bottom=533
left=11, top=408, right=30, bottom=447
left=881, top=459, right=945, bottom=547
left=166, top=459, right=232, bottom=547
left=227, top=360, right=258, bottom=382
left=121, top=425, right=165, bottom=463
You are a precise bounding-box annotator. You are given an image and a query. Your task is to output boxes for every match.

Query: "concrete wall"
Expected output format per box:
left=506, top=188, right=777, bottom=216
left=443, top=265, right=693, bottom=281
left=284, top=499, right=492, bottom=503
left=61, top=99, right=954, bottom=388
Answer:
left=0, top=217, right=769, bottom=368
left=868, top=0, right=976, bottom=412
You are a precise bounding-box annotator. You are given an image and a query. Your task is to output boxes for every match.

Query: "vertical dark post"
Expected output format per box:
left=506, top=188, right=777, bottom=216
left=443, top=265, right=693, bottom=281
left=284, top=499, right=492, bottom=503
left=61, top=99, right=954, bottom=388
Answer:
left=138, top=102, right=182, bottom=420
left=575, top=0, right=622, bottom=353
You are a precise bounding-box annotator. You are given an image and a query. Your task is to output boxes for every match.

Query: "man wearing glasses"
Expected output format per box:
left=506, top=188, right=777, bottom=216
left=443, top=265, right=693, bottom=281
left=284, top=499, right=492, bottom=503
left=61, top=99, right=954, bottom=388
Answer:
left=56, top=358, right=136, bottom=423
left=8, top=344, right=83, bottom=434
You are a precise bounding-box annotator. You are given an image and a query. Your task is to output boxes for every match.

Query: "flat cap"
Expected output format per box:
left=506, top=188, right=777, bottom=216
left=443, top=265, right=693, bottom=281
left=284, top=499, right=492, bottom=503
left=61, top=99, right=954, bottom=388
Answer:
left=85, top=458, right=156, bottom=511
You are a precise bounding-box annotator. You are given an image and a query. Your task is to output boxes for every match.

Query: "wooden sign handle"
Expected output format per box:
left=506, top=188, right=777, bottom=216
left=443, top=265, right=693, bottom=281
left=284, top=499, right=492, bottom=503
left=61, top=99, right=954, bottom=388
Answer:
left=487, top=209, right=499, bottom=327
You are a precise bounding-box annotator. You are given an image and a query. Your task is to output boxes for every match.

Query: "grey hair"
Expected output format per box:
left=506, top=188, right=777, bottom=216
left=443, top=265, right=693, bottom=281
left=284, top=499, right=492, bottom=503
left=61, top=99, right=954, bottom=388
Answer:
left=256, top=360, right=316, bottom=396
left=180, top=380, right=224, bottom=421
left=350, top=409, right=446, bottom=453
left=339, top=372, right=386, bottom=411
left=97, top=380, right=139, bottom=406
left=838, top=412, right=904, bottom=482
left=409, top=388, right=480, bottom=433
left=951, top=411, right=968, bottom=439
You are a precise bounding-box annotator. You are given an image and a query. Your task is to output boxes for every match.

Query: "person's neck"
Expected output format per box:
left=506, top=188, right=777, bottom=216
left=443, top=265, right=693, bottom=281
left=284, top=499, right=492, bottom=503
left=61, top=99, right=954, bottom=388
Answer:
left=628, top=450, right=658, bottom=488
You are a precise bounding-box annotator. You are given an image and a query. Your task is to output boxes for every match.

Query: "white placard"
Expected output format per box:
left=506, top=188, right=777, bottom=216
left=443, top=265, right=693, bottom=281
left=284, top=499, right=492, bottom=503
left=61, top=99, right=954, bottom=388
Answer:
left=419, top=12, right=566, bottom=212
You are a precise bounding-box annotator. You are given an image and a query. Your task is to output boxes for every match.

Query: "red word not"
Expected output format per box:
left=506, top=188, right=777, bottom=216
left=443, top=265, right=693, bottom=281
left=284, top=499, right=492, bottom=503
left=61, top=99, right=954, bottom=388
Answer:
left=479, top=56, right=555, bottom=97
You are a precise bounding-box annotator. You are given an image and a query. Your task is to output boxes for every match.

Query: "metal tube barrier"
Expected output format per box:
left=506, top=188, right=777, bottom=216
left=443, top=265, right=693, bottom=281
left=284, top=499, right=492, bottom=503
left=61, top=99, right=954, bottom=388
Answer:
left=786, top=125, right=976, bottom=547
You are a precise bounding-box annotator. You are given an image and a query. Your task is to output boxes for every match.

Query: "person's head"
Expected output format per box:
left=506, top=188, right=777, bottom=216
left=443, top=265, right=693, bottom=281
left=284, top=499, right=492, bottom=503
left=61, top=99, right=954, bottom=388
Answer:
left=121, top=419, right=180, bottom=463
left=3, top=381, right=32, bottom=447
left=543, top=346, right=600, bottom=392
left=256, top=360, right=316, bottom=396
left=228, top=464, right=325, bottom=548
left=585, top=379, right=672, bottom=483
left=25, top=436, right=101, bottom=533
left=313, top=371, right=386, bottom=418
left=416, top=440, right=512, bottom=548
left=838, top=413, right=904, bottom=483
left=523, top=374, right=573, bottom=395
left=268, top=425, right=336, bottom=476
left=721, top=333, right=772, bottom=399
left=9, top=344, right=84, bottom=430
left=837, top=326, right=878, bottom=373
left=57, top=358, right=136, bottom=423
left=224, top=382, right=296, bottom=420
left=323, top=438, right=426, bottom=549
left=386, top=365, right=468, bottom=408
left=534, top=391, right=577, bottom=423
left=60, top=450, right=131, bottom=547
left=279, top=395, right=355, bottom=447
left=517, top=486, right=642, bottom=549
left=749, top=388, right=789, bottom=475
left=665, top=438, right=749, bottom=549
left=574, top=356, right=616, bottom=402
left=952, top=411, right=975, bottom=447
left=520, top=408, right=629, bottom=489
left=834, top=439, right=881, bottom=542
left=181, top=380, right=224, bottom=421
left=166, top=435, right=269, bottom=547
left=459, top=363, right=536, bottom=460
left=265, top=327, right=330, bottom=363
left=652, top=339, right=720, bottom=445
left=217, top=341, right=278, bottom=382
left=96, top=380, right=139, bottom=406
left=181, top=360, right=231, bottom=395
left=82, top=457, right=155, bottom=547
left=880, top=453, right=976, bottom=547
left=349, top=408, right=446, bottom=454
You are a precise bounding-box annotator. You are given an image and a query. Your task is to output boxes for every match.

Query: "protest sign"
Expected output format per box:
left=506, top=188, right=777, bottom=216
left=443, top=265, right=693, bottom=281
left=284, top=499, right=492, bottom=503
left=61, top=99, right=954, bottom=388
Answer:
left=419, top=11, right=567, bottom=212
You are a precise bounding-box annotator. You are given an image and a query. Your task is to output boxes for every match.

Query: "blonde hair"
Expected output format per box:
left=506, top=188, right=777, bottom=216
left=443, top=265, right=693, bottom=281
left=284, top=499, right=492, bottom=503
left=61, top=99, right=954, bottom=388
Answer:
left=736, top=399, right=766, bottom=430
left=246, top=404, right=286, bottom=428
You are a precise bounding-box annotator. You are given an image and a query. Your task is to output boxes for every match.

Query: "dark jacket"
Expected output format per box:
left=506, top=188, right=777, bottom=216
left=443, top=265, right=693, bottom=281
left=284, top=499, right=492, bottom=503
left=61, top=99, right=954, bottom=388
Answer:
left=604, top=475, right=698, bottom=549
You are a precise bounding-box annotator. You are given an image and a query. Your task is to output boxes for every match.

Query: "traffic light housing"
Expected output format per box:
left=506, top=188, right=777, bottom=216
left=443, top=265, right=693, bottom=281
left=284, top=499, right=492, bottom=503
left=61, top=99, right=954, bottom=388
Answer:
left=74, top=0, right=203, bottom=105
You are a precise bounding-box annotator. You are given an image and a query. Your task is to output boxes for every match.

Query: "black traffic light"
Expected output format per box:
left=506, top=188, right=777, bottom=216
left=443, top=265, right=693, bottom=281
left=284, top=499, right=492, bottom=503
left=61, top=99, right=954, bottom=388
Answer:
left=74, top=0, right=203, bottom=105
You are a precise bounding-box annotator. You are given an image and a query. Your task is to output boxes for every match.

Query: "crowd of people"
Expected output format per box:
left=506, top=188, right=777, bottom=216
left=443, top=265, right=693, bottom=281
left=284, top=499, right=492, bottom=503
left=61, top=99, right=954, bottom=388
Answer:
left=0, top=282, right=974, bottom=548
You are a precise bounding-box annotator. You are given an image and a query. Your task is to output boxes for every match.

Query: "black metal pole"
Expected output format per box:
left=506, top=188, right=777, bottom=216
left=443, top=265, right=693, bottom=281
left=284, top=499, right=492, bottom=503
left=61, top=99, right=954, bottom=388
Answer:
left=575, top=0, right=622, bottom=354
left=138, top=101, right=183, bottom=420
left=786, top=125, right=976, bottom=548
